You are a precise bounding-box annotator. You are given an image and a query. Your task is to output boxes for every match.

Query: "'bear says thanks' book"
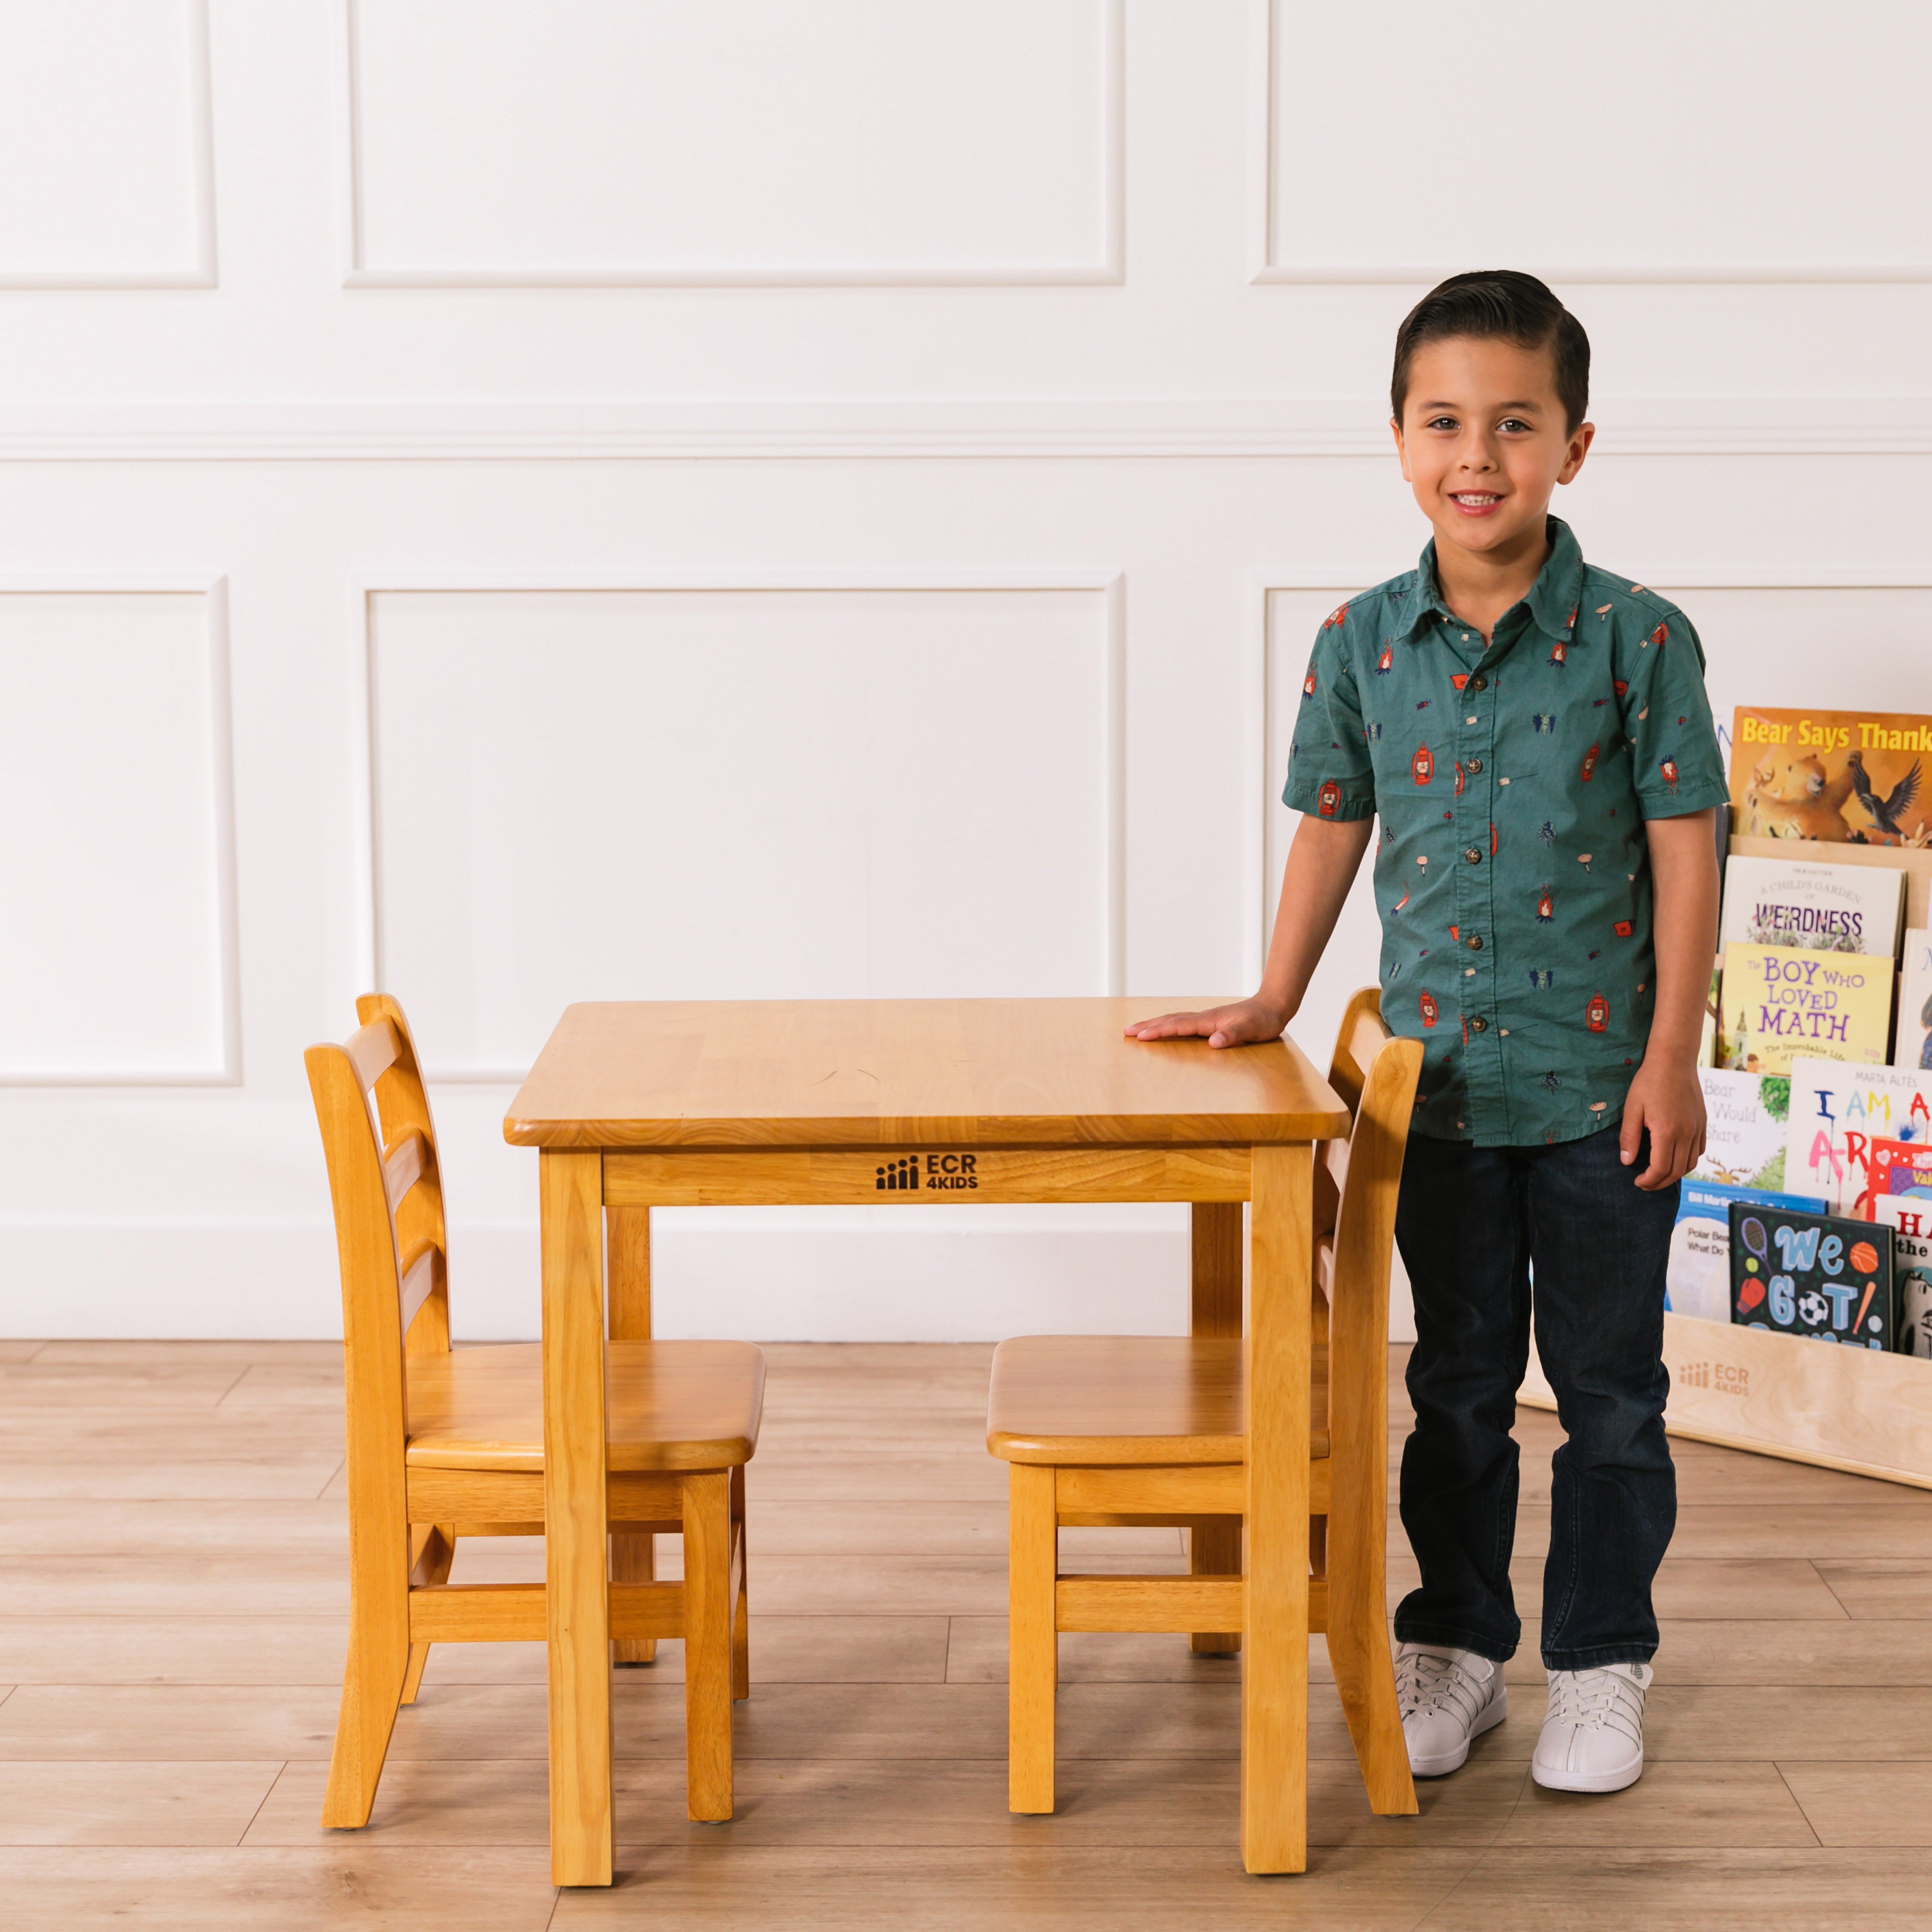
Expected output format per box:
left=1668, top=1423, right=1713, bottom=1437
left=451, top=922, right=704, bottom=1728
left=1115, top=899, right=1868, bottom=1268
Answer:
left=1731, top=708, right=1932, bottom=846
left=1729, top=1202, right=1895, bottom=1349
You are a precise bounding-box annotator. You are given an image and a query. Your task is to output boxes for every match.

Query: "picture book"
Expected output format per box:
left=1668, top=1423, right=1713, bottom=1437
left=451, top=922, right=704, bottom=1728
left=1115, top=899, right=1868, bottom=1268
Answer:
left=1731, top=707, right=1932, bottom=847
left=1729, top=1202, right=1895, bottom=1350
left=1669, top=1179, right=1825, bottom=1325
left=1784, top=1057, right=1932, bottom=1218
left=1716, top=943, right=1892, bottom=1075
left=1898, top=930, right=1932, bottom=1071
left=1717, top=852, right=1905, bottom=957
left=1698, top=964, right=1719, bottom=1069
left=1871, top=1137, right=1932, bottom=1200
left=1692, top=1066, right=1792, bottom=1191
left=1875, top=1197, right=1932, bottom=1359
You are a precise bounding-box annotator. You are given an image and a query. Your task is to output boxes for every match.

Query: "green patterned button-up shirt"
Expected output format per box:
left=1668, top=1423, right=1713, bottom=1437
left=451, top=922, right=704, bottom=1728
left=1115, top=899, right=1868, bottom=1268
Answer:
left=1283, top=518, right=1728, bottom=1147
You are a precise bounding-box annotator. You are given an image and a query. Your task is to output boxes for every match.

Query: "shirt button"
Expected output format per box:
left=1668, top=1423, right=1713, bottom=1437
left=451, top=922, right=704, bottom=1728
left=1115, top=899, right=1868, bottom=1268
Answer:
left=1469, top=1016, right=1489, bottom=1032
left=1469, top=675, right=1488, bottom=692
left=1463, top=847, right=1482, bottom=864
left=1466, top=934, right=1483, bottom=949
left=1466, top=758, right=1483, bottom=773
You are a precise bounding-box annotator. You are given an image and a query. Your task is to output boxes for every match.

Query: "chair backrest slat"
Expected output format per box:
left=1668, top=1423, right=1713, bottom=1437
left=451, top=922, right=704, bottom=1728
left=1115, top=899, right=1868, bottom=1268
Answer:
left=346, top=1019, right=401, bottom=1091
left=398, top=1241, right=441, bottom=1333
left=383, top=1128, right=428, bottom=1214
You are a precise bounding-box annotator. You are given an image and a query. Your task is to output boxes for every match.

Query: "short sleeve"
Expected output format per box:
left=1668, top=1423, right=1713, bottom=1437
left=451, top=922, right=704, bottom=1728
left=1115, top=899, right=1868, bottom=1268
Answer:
left=1281, top=610, right=1376, bottom=822
left=1621, top=606, right=1730, bottom=819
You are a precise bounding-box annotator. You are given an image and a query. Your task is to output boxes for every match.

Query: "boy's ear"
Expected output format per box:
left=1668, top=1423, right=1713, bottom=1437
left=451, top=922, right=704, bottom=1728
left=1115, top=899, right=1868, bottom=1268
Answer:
left=1390, top=417, right=1411, bottom=483
left=1557, top=420, right=1595, bottom=486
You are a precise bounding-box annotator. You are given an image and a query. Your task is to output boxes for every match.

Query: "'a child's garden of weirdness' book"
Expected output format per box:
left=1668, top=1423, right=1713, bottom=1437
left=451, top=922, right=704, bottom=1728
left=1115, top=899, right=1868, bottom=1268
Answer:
left=1732, top=708, right=1932, bottom=846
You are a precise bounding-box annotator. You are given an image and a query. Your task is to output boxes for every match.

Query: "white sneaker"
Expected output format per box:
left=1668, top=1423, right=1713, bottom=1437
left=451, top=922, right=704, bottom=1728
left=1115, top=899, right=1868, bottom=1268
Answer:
left=1532, top=1662, right=1652, bottom=1793
left=1394, top=1641, right=1507, bottom=1776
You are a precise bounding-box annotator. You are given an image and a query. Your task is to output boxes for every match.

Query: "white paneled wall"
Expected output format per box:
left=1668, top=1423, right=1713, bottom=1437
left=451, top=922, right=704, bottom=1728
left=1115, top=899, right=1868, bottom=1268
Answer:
left=0, top=2, right=1927, bottom=1339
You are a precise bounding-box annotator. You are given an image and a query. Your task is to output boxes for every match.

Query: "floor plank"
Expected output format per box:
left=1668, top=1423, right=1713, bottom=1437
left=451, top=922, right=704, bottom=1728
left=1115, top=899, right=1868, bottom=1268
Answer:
left=8, top=1336, right=1931, bottom=1926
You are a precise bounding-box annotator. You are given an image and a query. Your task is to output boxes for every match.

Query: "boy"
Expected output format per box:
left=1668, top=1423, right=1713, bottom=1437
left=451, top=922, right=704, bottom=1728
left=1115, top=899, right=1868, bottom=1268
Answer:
left=1128, top=271, right=1724, bottom=1795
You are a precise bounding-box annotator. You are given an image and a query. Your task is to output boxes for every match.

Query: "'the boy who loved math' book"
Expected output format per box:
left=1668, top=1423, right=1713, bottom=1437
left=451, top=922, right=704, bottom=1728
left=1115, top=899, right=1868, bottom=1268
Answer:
left=1732, top=708, right=1932, bottom=846
left=1729, top=1202, right=1895, bottom=1349
left=1717, top=942, right=1892, bottom=1076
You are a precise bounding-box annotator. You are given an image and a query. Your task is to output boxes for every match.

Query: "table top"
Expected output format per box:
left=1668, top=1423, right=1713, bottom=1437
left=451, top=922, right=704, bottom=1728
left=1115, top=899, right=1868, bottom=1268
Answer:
left=504, top=998, right=1350, bottom=1150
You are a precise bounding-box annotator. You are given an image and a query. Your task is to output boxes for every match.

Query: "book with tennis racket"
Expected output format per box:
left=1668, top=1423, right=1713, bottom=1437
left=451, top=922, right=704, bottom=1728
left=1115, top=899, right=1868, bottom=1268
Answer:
left=1729, top=1202, right=1896, bottom=1350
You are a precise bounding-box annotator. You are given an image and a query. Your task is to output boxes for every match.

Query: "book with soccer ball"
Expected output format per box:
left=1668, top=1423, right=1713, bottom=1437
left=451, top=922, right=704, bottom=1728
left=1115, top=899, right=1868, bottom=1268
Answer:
left=1731, top=708, right=1932, bottom=847
left=1728, top=1202, right=1896, bottom=1350
left=1718, top=852, right=1905, bottom=958
left=1716, top=942, right=1893, bottom=1076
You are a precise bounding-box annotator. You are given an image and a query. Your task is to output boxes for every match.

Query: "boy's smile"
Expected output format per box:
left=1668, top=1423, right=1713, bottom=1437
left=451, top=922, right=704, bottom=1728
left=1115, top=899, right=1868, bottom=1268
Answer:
left=1392, top=336, right=1593, bottom=630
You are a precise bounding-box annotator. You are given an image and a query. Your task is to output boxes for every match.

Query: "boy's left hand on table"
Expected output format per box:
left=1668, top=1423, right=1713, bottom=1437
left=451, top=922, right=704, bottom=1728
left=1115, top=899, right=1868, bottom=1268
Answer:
left=1619, top=1059, right=1706, bottom=1190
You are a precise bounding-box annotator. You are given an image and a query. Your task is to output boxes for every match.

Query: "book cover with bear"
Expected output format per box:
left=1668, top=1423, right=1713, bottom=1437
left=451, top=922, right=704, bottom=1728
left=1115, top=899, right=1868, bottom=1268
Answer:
left=1732, top=708, right=1932, bottom=846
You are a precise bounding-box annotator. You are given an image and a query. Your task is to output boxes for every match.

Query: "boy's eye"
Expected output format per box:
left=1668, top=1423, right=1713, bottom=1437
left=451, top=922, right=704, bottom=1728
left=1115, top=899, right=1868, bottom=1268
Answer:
left=1425, top=415, right=1458, bottom=431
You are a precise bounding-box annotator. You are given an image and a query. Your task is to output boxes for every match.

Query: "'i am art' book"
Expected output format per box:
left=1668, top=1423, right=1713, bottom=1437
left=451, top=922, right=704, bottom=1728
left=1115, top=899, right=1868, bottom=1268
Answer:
left=1729, top=1202, right=1895, bottom=1350
left=1716, top=943, right=1893, bottom=1075
left=1784, top=1057, right=1932, bottom=1219
left=1731, top=708, right=1932, bottom=846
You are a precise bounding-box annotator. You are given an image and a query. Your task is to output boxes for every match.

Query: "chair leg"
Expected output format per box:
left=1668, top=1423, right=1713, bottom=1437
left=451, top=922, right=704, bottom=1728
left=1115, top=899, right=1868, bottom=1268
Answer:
left=321, top=1536, right=412, bottom=1827
left=400, top=1524, right=455, bottom=1705
left=1326, top=1490, right=1417, bottom=1817
left=730, top=1464, right=750, bottom=1703
left=1008, top=1462, right=1057, bottom=1815
left=611, top=1532, right=658, bottom=1666
left=1188, top=1517, right=1243, bottom=1655
left=682, top=1470, right=735, bottom=1822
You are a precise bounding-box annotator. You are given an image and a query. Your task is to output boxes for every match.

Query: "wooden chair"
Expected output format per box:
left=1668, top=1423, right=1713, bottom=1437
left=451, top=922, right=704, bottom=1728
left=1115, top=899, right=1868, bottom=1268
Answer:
left=307, top=994, right=763, bottom=1829
left=987, top=988, right=1421, bottom=1822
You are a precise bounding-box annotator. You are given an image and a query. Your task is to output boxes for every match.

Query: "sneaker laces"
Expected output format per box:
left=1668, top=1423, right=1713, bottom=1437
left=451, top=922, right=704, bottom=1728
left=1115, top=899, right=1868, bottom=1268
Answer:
left=1396, top=1647, right=1491, bottom=1728
left=1544, top=1666, right=1646, bottom=1747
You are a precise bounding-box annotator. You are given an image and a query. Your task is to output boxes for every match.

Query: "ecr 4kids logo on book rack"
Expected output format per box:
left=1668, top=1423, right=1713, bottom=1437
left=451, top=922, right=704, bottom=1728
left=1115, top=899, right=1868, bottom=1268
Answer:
left=875, top=1154, right=980, bottom=1192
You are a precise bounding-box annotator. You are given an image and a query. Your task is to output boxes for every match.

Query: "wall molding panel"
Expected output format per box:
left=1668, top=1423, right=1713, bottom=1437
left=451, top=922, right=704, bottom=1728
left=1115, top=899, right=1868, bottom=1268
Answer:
left=353, top=573, right=1126, bottom=1080
left=339, top=0, right=1124, bottom=288
left=0, top=578, right=240, bottom=1086
left=1248, top=0, right=1932, bottom=285
left=0, top=0, right=216, bottom=290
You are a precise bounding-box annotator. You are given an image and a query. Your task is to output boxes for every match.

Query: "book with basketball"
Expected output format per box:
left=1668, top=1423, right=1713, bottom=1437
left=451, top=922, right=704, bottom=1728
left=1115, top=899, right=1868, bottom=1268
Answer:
left=1728, top=1202, right=1895, bottom=1350
left=1718, top=852, right=1905, bottom=958
left=1731, top=707, right=1932, bottom=847
left=1716, top=942, right=1893, bottom=1075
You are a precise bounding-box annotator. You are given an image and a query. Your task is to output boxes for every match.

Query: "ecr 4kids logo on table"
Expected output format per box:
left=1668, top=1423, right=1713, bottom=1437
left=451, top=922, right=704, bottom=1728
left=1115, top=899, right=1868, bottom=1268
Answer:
left=876, top=1154, right=980, bottom=1192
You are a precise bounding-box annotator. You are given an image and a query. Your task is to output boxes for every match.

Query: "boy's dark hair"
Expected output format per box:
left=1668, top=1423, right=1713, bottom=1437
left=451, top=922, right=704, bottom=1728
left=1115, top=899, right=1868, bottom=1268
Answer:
left=1391, top=271, right=1590, bottom=434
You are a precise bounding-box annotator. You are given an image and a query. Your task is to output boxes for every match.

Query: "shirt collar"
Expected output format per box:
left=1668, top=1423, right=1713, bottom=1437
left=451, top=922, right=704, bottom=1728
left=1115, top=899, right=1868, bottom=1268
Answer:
left=1394, top=515, right=1588, bottom=645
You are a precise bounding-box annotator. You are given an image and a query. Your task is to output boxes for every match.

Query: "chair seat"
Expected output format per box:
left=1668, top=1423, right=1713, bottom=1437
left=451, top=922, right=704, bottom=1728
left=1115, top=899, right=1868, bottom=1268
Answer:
left=405, top=1339, right=764, bottom=1473
left=986, top=1335, right=1329, bottom=1466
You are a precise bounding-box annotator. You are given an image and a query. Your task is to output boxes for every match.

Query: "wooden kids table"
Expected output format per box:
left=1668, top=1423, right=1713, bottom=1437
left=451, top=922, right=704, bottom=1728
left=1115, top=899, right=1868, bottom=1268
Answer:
left=504, top=997, right=1351, bottom=1886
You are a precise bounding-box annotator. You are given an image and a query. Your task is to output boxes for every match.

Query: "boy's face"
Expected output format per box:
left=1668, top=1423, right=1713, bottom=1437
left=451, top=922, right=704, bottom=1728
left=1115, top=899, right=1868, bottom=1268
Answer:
left=1392, top=335, right=1592, bottom=563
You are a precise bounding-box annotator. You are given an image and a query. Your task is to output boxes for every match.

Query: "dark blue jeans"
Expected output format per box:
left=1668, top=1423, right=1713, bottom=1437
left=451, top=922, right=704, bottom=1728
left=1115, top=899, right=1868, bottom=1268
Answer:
left=1392, top=1125, right=1677, bottom=1670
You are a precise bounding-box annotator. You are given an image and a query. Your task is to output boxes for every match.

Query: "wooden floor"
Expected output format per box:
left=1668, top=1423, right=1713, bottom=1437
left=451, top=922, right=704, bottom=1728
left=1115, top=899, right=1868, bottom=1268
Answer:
left=2, top=1341, right=1931, bottom=1929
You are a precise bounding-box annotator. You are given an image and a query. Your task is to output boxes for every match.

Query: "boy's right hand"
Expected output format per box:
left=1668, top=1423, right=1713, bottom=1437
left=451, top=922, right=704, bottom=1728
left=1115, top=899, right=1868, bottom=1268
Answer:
left=1123, top=998, right=1289, bottom=1049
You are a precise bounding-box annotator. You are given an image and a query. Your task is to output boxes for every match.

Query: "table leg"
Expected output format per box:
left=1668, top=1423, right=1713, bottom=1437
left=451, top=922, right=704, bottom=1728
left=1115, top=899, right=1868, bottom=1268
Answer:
left=607, top=1206, right=657, bottom=1667
left=1190, top=1203, right=1244, bottom=1653
left=542, top=1150, right=612, bottom=1887
left=1242, top=1142, right=1313, bottom=1875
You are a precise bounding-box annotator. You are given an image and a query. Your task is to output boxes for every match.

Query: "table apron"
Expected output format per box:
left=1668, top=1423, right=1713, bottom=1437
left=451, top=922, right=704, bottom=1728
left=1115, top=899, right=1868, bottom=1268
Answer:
left=601, top=1145, right=1252, bottom=1206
